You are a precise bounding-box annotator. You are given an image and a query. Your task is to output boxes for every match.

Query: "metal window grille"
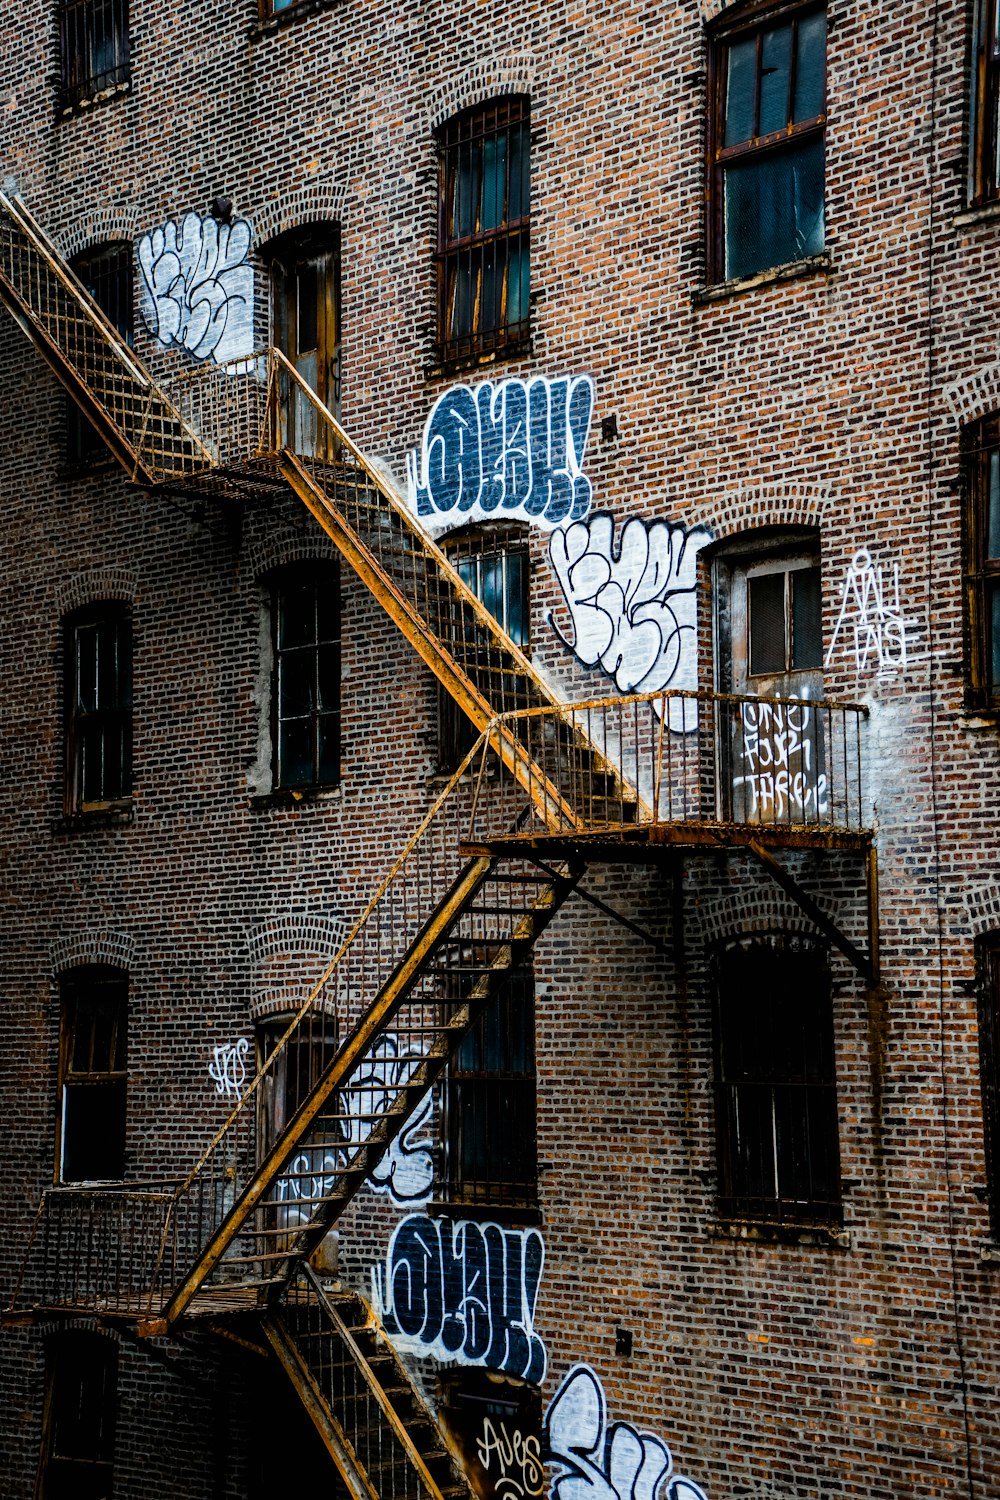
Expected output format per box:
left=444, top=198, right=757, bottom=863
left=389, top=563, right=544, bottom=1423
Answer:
left=713, top=935, right=842, bottom=1225
left=59, top=0, right=130, bottom=111
left=271, top=564, right=341, bottom=791
left=964, top=414, right=1000, bottom=706
left=436, top=96, right=530, bottom=366
left=65, top=605, right=132, bottom=814
left=708, top=2, right=826, bottom=282
left=58, top=968, right=128, bottom=1185
left=67, top=242, right=133, bottom=465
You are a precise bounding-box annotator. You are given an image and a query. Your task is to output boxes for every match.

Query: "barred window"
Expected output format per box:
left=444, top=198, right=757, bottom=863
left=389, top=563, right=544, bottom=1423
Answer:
left=713, top=934, right=841, bottom=1225
left=437, top=97, right=530, bottom=367
left=708, top=1, right=826, bottom=283
left=64, top=603, right=132, bottom=814
left=970, top=0, right=1000, bottom=206
left=978, top=941, right=1000, bottom=1236
left=271, top=564, right=341, bottom=791
left=67, top=242, right=133, bottom=466
left=58, top=967, right=128, bottom=1184
left=36, top=1331, right=118, bottom=1499
left=59, top=0, right=130, bottom=113
left=964, top=414, right=1000, bottom=709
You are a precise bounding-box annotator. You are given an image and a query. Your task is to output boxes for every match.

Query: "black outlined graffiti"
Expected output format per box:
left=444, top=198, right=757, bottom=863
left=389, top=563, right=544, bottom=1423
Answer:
left=344, top=1034, right=434, bottom=1204
left=549, top=514, right=713, bottom=731
left=406, top=375, right=595, bottom=529
left=543, top=1365, right=709, bottom=1500
left=477, top=1416, right=546, bottom=1500
left=137, top=213, right=254, bottom=364
left=372, top=1215, right=546, bottom=1383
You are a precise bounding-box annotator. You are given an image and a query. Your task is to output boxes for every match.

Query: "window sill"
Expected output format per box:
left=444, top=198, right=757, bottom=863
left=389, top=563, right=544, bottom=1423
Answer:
left=953, top=201, right=1000, bottom=232
left=58, top=79, right=131, bottom=119
left=707, top=1217, right=850, bottom=1249
left=693, top=253, right=834, bottom=306
left=426, top=1198, right=541, bottom=1227
left=247, top=785, right=342, bottom=810
left=957, top=710, right=1000, bottom=731
left=250, top=0, right=342, bottom=40
left=57, top=456, right=118, bottom=481
left=979, top=1241, right=1000, bottom=1264
left=425, top=336, right=533, bottom=383
left=52, top=805, right=133, bottom=834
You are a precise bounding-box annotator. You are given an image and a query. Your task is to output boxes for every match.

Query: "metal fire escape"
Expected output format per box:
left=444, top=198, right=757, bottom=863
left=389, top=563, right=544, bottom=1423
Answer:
left=0, top=191, right=877, bottom=1498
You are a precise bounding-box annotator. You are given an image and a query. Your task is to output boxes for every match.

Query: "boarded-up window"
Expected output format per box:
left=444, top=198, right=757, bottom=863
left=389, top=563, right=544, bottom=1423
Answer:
left=37, top=1331, right=118, bottom=1499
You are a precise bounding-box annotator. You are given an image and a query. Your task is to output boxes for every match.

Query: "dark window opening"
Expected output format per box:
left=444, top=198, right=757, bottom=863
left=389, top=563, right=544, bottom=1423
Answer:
left=708, top=2, right=826, bottom=282
left=67, top=243, right=133, bottom=466
left=36, top=1331, right=118, bottom=1500
left=437, top=96, right=530, bottom=367
left=748, top=562, right=822, bottom=676
left=437, top=1371, right=542, bottom=1500
left=713, top=934, right=841, bottom=1225
left=271, top=564, right=341, bottom=791
left=268, top=225, right=340, bottom=459
left=64, top=604, right=132, bottom=814
left=965, top=414, right=1000, bottom=708
left=439, top=524, right=530, bottom=771
left=971, top=0, right=1000, bottom=206
left=978, top=941, right=1000, bottom=1237
left=441, top=970, right=537, bottom=1212
left=59, top=0, right=130, bottom=112
left=58, top=967, right=128, bottom=1184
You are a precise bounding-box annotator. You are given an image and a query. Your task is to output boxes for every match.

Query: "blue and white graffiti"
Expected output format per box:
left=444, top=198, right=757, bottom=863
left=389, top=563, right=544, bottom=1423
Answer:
left=372, top=1214, right=546, bottom=1383
left=544, top=1365, right=709, bottom=1500
left=549, top=515, right=712, bottom=732
left=137, top=212, right=254, bottom=364
left=345, top=1034, right=434, bottom=1205
left=406, top=375, right=595, bottom=529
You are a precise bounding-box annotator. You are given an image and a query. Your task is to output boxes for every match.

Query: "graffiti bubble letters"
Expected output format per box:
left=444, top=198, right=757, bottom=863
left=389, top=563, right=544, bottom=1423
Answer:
left=824, top=547, right=919, bottom=679
left=138, top=213, right=254, bottom=364
left=544, top=1365, right=709, bottom=1500
left=733, top=699, right=829, bottom=821
left=208, top=1037, right=249, bottom=1099
left=549, top=515, right=713, bottom=731
left=373, top=1215, right=546, bottom=1383
left=345, top=1034, right=434, bottom=1205
left=406, top=375, right=595, bottom=529
left=477, top=1416, right=545, bottom=1500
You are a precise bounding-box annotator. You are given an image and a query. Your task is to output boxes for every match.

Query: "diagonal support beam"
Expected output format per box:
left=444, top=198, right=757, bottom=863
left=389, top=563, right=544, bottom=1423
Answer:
left=744, top=837, right=878, bottom=984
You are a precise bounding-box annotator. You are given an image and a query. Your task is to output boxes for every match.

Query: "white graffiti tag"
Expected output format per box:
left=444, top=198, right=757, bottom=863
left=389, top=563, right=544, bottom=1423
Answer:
left=208, top=1037, right=250, bottom=1099
left=824, top=548, right=919, bottom=678
left=477, top=1416, right=546, bottom=1500
left=549, top=515, right=713, bottom=732
left=543, top=1365, right=709, bottom=1500
left=732, top=700, right=829, bottom=821
left=137, top=213, right=254, bottom=364
left=344, top=1035, right=434, bottom=1204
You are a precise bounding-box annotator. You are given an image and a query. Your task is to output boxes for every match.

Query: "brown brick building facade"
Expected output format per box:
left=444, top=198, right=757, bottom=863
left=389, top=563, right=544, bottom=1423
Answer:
left=1, top=1, right=999, bottom=1497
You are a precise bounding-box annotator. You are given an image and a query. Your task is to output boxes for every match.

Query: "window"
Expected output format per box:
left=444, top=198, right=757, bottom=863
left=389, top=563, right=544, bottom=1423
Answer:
left=64, top=604, right=132, bottom=814
left=58, top=967, right=128, bottom=1184
left=67, top=243, right=133, bottom=466
left=708, top=2, right=827, bottom=283
left=971, top=0, right=1000, bottom=206
left=437, top=96, right=530, bottom=367
left=270, top=565, right=341, bottom=791
left=439, top=524, right=530, bottom=770
left=978, top=940, right=1000, bottom=1237
left=36, top=1331, right=118, bottom=1499
left=257, top=1015, right=341, bottom=1242
left=268, top=226, right=340, bottom=458
left=440, top=970, right=537, bottom=1212
left=964, top=414, right=1000, bottom=708
left=59, top=1, right=130, bottom=112
left=713, top=934, right=841, bottom=1225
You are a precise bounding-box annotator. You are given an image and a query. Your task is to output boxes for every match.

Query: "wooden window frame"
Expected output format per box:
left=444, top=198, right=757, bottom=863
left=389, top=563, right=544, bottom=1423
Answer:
left=57, top=967, right=128, bottom=1186
left=712, top=933, right=842, bottom=1227
left=971, top=0, right=1000, bottom=206
left=67, top=242, right=133, bottom=468
left=436, top=96, right=531, bottom=369
left=36, top=1330, right=118, bottom=1500
left=59, top=0, right=130, bottom=113
left=978, top=939, right=1000, bottom=1238
left=706, top=0, right=827, bottom=284
left=964, top=414, right=1000, bottom=710
left=64, top=603, right=133, bottom=816
left=270, top=563, right=342, bottom=793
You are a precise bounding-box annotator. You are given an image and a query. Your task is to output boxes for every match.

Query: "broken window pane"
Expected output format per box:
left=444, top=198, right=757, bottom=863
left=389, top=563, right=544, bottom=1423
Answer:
left=724, top=137, right=824, bottom=282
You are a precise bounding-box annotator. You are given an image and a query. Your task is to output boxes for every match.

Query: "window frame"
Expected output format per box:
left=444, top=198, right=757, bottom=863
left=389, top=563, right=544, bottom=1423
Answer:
left=435, top=95, right=531, bottom=369
left=712, top=933, right=842, bottom=1228
left=58, top=0, right=130, bottom=114
left=970, top=0, right=1000, bottom=206
left=36, top=1330, right=118, bottom=1500
left=706, top=0, right=827, bottom=285
left=57, top=966, right=128, bottom=1186
left=963, top=413, right=1000, bottom=710
left=64, top=602, right=133, bottom=816
left=67, top=242, right=133, bottom=468
left=269, top=563, right=342, bottom=793
left=978, top=939, right=1000, bottom=1238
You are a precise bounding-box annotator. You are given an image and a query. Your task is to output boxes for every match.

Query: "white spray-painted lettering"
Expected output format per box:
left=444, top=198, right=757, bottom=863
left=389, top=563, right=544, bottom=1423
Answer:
left=544, top=1365, right=709, bottom=1500
left=732, top=700, right=829, bottom=821
left=824, top=547, right=918, bottom=678
left=548, top=515, right=713, bottom=732
left=137, top=213, right=254, bottom=363
left=477, top=1416, right=546, bottom=1500
left=373, top=1215, right=546, bottom=1383
left=208, top=1037, right=249, bottom=1099
left=406, top=375, right=595, bottom=529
